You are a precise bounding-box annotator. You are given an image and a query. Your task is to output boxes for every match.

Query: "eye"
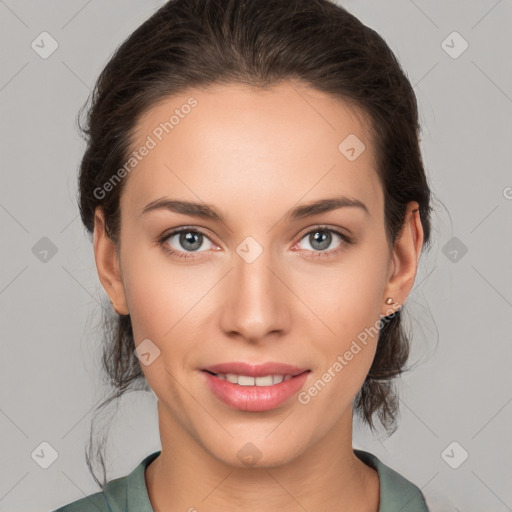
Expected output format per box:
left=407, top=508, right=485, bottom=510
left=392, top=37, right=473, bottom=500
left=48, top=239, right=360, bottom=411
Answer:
left=158, top=225, right=354, bottom=261
left=158, top=227, right=218, bottom=260
left=294, top=226, right=353, bottom=257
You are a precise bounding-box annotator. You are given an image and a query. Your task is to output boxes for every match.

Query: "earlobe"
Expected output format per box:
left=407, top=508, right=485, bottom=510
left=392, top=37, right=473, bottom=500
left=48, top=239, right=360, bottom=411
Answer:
left=381, top=202, right=424, bottom=315
left=93, top=207, right=129, bottom=315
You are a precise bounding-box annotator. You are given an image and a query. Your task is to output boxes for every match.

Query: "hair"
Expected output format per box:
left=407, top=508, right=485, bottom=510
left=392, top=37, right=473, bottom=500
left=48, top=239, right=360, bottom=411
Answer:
left=76, top=0, right=434, bottom=487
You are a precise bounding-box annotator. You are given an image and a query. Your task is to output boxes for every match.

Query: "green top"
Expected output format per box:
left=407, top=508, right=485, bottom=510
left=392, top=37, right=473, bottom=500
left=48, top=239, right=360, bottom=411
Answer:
left=53, top=449, right=430, bottom=511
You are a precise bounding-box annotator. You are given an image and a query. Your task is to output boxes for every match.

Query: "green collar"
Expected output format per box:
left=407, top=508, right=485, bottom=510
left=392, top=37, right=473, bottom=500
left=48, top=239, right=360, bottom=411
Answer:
left=354, top=449, right=430, bottom=511
left=100, top=449, right=429, bottom=512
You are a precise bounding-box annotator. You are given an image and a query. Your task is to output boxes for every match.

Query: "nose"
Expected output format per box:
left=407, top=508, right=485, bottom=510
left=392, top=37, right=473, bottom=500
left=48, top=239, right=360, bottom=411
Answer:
left=219, top=243, right=291, bottom=343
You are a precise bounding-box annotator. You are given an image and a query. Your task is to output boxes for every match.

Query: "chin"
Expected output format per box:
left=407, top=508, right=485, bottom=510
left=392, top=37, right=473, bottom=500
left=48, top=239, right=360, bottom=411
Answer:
left=203, top=432, right=309, bottom=470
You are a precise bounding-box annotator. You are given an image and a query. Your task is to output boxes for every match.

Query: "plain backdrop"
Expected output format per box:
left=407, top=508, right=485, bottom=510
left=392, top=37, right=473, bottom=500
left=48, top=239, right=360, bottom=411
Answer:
left=1, top=1, right=511, bottom=511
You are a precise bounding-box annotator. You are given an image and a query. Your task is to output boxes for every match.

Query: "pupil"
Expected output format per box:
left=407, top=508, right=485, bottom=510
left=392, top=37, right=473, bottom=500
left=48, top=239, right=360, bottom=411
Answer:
left=181, top=232, right=202, bottom=251
left=311, top=230, right=331, bottom=251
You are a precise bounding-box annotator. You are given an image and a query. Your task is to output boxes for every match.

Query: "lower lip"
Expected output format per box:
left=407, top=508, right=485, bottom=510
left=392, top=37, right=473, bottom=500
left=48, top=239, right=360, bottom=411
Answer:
left=201, top=371, right=311, bottom=412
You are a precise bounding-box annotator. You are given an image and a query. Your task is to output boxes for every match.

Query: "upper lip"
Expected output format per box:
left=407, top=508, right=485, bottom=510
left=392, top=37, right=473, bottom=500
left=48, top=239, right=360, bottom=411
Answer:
left=201, top=362, right=310, bottom=377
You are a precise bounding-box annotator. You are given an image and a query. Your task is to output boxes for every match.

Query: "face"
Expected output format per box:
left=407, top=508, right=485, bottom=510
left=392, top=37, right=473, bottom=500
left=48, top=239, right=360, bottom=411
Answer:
left=95, top=81, right=412, bottom=469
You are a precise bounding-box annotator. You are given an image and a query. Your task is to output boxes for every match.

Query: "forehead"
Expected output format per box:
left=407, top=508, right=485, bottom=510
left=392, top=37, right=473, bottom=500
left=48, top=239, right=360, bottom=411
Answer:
left=122, top=81, right=383, bottom=221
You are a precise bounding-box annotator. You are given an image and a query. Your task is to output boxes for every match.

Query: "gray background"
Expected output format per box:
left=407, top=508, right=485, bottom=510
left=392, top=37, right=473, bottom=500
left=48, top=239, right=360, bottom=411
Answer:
left=1, top=1, right=511, bottom=511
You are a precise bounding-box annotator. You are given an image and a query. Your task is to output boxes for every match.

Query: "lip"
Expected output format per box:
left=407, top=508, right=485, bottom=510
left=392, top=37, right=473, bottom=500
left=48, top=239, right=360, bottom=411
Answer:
left=201, top=362, right=310, bottom=377
left=201, top=366, right=311, bottom=412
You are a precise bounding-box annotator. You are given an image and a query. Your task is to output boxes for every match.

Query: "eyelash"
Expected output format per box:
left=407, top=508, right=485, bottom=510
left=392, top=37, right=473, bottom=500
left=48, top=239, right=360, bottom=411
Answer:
left=157, top=225, right=354, bottom=261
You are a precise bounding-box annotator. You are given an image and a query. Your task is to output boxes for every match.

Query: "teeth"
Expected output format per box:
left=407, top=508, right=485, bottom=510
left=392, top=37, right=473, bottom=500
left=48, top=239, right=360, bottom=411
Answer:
left=215, top=374, right=293, bottom=386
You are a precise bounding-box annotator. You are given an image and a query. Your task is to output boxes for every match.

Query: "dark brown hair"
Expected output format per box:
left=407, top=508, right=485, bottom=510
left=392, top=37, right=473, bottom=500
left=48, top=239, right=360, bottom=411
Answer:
left=77, top=0, right=434, bottom=486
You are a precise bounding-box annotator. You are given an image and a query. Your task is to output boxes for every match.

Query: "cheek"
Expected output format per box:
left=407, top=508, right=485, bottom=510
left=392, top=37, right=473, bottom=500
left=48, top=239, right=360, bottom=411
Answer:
left=298, top=257, right=386, bottom=340
left=297, top=253, right=387, bottom=398
left=120, top=240, right=203, bottom=337
left=301, top=318, right=379, bottom=415
left=119, top=244, right=215, bottom=383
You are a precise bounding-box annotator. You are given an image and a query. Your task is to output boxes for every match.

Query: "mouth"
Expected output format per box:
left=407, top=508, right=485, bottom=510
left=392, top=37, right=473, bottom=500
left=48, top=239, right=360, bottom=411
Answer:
left=200, top=368, right=312, bottom=412
left=201, top=361, right=310, bottom=379
left=202, top=369, right=310, bottom=386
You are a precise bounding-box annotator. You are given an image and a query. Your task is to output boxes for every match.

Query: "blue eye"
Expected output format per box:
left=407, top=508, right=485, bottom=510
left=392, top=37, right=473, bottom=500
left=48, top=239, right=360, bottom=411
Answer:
left=158, top=225, right=354, bottom=261
left=295, top=226, right=353, bottom=257
left=158, top=227, right=216, bottom=260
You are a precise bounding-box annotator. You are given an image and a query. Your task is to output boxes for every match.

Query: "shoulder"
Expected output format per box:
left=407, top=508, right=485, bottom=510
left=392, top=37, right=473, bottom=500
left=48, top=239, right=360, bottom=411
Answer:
left=50, top=473, right=129, bottom=512
left=354, top=449, right=431, bottom=512
left=51, top=451, right=161, bottom=512
left=50, top=489, right=110, bottom=512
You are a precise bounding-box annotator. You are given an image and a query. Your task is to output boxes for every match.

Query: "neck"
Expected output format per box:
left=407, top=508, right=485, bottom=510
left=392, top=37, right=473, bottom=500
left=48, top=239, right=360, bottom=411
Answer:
left=145, top=401, right=380, bottom=512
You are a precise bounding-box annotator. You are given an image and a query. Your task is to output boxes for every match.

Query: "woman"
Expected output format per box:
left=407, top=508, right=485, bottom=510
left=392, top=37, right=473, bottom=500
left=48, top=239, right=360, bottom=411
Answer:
left=54, top=0, right=433, bottom=510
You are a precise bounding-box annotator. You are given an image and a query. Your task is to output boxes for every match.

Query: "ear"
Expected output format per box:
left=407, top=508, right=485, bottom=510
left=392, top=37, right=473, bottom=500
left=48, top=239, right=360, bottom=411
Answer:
left=93, top=207, right=129, bottom=315
left=381, top=201, right=424, bottom=316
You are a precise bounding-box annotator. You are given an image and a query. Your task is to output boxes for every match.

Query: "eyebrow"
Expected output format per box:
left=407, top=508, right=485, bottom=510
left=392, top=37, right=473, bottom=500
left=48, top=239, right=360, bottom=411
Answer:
left=140, top=195, right=369, bottom=223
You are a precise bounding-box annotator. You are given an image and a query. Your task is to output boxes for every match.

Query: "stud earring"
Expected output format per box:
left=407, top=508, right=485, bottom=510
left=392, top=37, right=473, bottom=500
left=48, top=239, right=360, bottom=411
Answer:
left=385, top=297, right=401, bottom=307
left=380, top=297, right=401, bottom=319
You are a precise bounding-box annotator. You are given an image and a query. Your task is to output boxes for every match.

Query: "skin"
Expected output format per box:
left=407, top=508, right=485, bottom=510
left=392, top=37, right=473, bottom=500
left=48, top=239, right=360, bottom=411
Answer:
left=93, top=81, right=424, bottom=511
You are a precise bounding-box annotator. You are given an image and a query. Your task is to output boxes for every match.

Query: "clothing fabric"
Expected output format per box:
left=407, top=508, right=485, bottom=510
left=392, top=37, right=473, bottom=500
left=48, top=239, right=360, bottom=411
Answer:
left=52, top=449, right=430, bottom=511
